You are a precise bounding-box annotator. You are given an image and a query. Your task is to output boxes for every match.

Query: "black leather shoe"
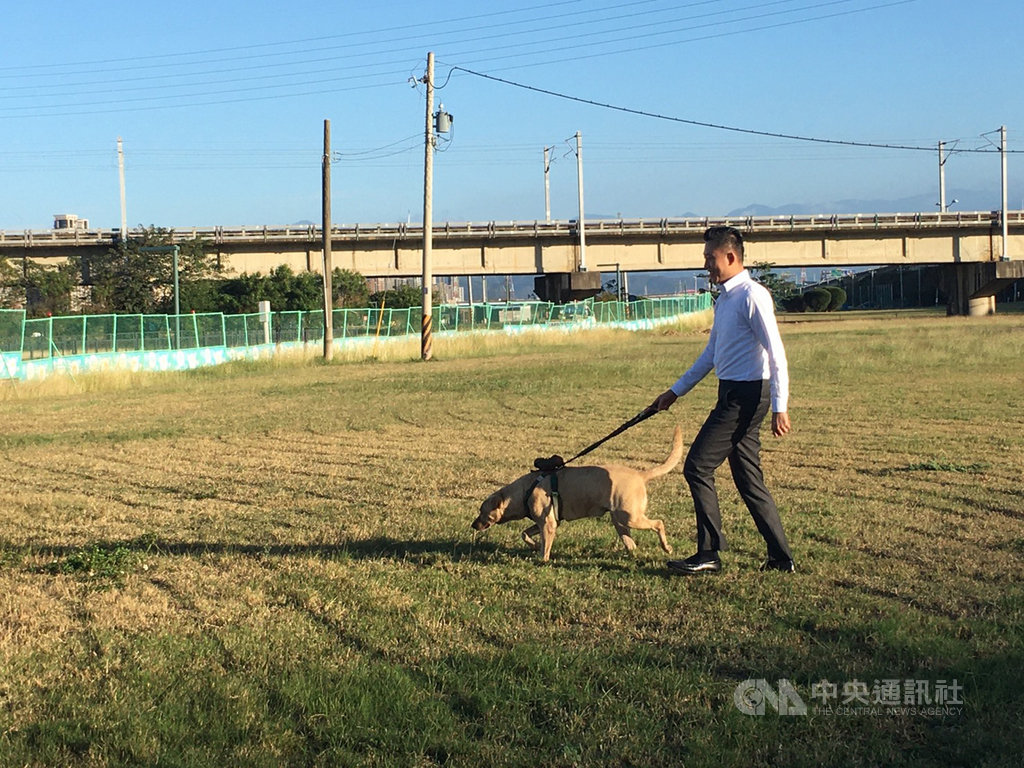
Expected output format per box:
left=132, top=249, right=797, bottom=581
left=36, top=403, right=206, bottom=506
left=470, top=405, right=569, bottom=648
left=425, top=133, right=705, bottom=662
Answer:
left=667, top=552, right=721, bottom=574
left=760, top=558, right=795, bottom=572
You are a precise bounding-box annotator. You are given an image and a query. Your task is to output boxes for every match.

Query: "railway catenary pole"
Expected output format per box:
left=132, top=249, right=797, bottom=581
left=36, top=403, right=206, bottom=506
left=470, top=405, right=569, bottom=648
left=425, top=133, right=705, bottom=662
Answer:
left=1001, top=126, right=1009, bottom=260
left=575, top=131, right=587, bottom=271
left=544, top=146, right=552, bottom=223
left=938, top=141, right=947, bottom=213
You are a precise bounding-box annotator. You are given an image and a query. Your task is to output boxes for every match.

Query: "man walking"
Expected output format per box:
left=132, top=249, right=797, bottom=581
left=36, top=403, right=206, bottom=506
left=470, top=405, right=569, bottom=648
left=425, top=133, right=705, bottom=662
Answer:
left=650, top=226, right=794, bottom=573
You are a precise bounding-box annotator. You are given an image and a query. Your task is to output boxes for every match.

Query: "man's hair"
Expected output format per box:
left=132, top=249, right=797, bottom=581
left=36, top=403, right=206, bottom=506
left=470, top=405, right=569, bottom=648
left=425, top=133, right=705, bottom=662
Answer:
left=704, top=226, right=744, bottom=261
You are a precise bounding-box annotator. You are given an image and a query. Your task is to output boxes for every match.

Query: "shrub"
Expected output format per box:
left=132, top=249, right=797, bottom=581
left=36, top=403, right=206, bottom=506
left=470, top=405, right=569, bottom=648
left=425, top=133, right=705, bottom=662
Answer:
left=369, top=284, right=422, bottom=309
left=823, top=285, right=847, bottom=311
left=802, top=287, right=833, bottom=312
left=781, top=295, right=806, bottom=313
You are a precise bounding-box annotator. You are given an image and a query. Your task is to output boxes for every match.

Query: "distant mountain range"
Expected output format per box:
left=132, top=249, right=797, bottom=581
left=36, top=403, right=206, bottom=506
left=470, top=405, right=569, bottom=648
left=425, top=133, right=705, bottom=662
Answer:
left=592, top=188, right=1010, bottom=221
left=724, top=189, right=1006, bottom=217
left=302, top=189, right=1011, bottom=231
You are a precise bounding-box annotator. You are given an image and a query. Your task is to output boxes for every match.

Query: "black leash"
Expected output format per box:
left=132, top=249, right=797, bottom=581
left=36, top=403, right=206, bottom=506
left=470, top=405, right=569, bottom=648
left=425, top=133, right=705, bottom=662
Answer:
left=532, top=406, right=658, bottom=473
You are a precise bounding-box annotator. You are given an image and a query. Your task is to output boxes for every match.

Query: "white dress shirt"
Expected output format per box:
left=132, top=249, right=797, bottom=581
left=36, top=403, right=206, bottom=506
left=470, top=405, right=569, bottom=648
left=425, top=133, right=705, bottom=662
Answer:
left=670, top=269, right=789, bottom=412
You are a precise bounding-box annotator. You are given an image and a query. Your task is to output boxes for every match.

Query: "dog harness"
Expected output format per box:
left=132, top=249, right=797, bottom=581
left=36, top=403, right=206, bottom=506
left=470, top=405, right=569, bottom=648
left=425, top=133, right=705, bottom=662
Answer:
left=524, top=470, right=563, bottom=523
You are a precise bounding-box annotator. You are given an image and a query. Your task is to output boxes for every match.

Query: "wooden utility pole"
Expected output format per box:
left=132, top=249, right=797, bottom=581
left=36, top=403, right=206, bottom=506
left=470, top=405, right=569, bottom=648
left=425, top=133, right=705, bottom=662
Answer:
left=322, top=119, right=334, bottom=360
left=421, top=52, right=435, bottom=361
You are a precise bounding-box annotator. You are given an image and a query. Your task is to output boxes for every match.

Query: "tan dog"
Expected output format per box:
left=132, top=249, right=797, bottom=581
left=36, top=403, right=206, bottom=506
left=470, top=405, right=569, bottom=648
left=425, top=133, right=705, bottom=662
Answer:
left=472, top=426, right=683, bottom=561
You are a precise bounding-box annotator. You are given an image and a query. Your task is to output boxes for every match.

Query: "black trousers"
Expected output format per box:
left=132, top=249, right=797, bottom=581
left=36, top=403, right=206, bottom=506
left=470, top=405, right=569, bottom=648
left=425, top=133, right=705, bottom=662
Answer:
left=682, top=379, right=792, bottom=561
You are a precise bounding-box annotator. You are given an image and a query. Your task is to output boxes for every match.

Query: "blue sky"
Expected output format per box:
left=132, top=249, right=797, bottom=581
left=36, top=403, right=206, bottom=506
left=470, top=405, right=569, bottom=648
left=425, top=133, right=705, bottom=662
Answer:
left=1, top=0, right=1021, bottom=231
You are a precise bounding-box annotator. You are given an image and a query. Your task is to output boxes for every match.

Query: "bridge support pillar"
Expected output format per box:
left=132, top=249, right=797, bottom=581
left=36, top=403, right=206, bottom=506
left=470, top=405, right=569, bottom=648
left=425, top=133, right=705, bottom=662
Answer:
left=945, top=261, right=1024, bottom=316
left=534, top=271, right=602, bottom=303
left=968, top=296, right=996, bottom=316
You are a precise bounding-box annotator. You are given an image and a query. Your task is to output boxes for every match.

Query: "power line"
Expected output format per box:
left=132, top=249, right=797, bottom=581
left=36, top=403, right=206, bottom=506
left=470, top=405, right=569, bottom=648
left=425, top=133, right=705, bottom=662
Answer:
left=438, top=0, right=913, bottom=72
left=0, top=0, right=706, bottom=101
left=0, top=0, right=677, bottom=80
left=0, top=1, right=915, bottom=116
left=0, top=0, right=592, bottom=73
left=0, top=75, right=410, bottom=119
left=441, top=0, right=881, bottom=70
left=1, top=0, right=1013, bottom=163
left=449, top=65, right=1019, bottom=154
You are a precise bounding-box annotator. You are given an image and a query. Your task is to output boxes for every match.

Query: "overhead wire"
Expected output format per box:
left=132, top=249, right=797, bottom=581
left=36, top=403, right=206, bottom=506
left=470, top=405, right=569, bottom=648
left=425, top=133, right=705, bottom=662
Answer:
left=447, top=65, right=1019, bottom=154
left=2, top=0, right=1015, bottom=166
left=437, top=0, right=878, bottom=70
left=0, top=1, right=677, bottom=81
left=0, top=1, right=916, bottom=116
left=0, top=0, right=593, bottom=73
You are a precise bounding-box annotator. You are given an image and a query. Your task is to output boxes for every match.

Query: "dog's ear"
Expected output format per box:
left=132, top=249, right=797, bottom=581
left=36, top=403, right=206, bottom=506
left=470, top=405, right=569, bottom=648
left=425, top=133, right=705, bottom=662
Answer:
left=481, top=489, right=509, bottom=515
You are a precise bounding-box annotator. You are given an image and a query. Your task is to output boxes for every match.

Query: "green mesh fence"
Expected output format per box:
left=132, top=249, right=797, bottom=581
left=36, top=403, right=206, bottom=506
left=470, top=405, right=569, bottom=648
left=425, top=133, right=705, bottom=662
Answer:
left=0, top=309, right=25, bottom=379
left=7, top=293, right=711, bottom=372
left=0, top=309, right=24, bottom=351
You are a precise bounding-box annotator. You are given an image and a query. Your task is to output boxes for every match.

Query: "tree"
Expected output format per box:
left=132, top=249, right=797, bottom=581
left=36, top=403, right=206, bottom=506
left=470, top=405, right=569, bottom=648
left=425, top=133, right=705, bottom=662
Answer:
left=75, top=226, right=220, bottom=314
left=195, top=267, right=330, bottom=314
left=263, top=265, right=322, bottom=312
left=22, top=262, right=77, bottom=317
left=178, top=278, right=227, bottom=315
left=332, top=268, right=369, bottom=308
left=369, top=283, right=422, bottom=309
left=0, top=256, right=23, bottom=309
left=210, top=273, right=267, bottom=314
left=750, top=262, right=797, bottom=304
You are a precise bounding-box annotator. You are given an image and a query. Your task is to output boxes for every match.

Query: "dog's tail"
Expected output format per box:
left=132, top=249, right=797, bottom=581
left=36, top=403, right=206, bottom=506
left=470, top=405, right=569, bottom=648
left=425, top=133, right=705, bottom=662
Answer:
left=642, top=425, right=684, bottom=481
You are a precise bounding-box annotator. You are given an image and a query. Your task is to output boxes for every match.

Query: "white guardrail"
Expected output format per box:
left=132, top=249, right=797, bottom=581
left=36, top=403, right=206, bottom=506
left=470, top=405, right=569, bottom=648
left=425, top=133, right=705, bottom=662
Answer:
left=1, top=211, right=1021, bottom=248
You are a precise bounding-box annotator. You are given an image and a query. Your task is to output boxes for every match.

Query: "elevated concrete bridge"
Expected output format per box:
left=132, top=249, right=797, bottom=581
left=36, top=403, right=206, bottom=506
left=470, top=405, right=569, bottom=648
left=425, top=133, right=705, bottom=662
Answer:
left=2, top=211, right=1022, bottom=314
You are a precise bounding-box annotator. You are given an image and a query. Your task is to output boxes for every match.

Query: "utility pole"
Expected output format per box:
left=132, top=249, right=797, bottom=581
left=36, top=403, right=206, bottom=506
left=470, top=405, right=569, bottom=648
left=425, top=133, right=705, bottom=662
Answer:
left=322, top=119, right=334, bottom=360
left=421, top=52, right=435, bottom=361
left=1000, top=125, right=1009, bottom=260
left=117, top=137, right=127, bottom=240
left=574, top=131, right=586, bottom=271
left=543, top=146, right=552, bottom=222
left=938, top=140, right=947, bottom=213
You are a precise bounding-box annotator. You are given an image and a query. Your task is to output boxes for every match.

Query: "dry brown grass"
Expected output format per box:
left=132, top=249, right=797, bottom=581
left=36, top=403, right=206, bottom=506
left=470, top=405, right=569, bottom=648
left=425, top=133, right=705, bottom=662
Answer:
left=0, top=311, right=1020, bottom=767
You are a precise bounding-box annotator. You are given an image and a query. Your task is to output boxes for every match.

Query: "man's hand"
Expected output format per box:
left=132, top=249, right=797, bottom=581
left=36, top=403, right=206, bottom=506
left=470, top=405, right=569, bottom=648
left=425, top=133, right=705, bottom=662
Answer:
left=651, top=390, right=678, bottom=412
left=771, top=411, right=791, bottom=437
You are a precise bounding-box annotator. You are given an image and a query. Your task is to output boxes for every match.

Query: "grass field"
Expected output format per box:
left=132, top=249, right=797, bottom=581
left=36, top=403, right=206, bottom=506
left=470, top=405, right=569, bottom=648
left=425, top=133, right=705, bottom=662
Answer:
left=0, top=311, right=1021, bottom=767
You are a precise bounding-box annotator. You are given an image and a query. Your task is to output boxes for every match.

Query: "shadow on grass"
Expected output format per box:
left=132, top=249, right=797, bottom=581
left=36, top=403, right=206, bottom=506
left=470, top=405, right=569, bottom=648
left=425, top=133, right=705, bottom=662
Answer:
left=11, top=531, right=677, bottom=577
left=17, top=534, right=500, bottom=564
